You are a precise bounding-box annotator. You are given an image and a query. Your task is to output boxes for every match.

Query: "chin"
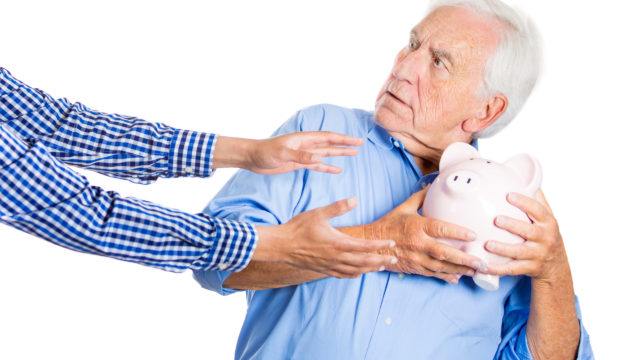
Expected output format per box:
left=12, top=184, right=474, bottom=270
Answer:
left=373, top=105, right=407, bottom=133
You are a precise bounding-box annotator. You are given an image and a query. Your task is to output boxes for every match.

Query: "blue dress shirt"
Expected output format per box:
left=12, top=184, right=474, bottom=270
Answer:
left=194, top=104, right=593, bottom=359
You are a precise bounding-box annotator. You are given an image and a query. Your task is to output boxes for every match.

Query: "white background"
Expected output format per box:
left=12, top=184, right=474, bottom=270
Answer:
left=1, top=0, right=638, bottom=358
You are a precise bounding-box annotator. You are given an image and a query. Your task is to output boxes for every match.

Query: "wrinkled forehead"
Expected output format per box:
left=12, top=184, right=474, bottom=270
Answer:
left=414, top=6, right=503, bottom=66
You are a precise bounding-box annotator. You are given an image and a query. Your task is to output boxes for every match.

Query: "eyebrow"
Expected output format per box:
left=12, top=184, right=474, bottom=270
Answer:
left=410, top=29, right=456, bottom=69
left=431, top=48, right=455, bottom=68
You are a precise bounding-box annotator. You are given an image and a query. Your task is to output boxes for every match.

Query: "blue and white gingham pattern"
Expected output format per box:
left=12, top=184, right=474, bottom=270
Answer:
left=0, top=69, right=258, bottom=272
left=0, top=68, right=216, bottom=184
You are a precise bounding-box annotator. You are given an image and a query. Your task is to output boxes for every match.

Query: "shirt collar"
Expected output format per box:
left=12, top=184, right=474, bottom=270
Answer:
left=366, top=121, right=480, bottom=151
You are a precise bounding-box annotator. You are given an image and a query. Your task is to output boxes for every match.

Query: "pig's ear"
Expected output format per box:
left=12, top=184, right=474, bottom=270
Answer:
left=504, top=154, right=543, bottom=194
left=439, top=142, right=479, bottom=170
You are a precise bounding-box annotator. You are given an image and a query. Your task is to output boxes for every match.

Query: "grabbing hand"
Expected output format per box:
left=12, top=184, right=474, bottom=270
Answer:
left=483, top=190, right=570, bottom=283
left=369, top=188, right=486, bottom=283
left=254, top=198, right=398, bottom=278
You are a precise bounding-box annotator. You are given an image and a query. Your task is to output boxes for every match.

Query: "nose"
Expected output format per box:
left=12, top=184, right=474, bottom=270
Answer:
left=444, top=170, right=479, bottom=194
left=392, top=49, right=426, bottom=85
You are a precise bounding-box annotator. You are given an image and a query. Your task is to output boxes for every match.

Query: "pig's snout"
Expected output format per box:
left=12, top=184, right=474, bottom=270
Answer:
left=444, top=170, right=479, bottom=194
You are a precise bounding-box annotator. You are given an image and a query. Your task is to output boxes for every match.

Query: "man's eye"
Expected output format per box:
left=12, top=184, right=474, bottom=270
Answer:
left=433, top=56, right=445, bottom=69
left=409, top=38, right=419, bottom=50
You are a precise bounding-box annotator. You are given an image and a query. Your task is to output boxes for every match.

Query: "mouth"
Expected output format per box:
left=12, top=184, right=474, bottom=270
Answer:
left=384, top=90, right=406, bottom=106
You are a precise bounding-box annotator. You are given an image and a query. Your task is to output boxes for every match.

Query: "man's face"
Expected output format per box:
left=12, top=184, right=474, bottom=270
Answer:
left=375, top=6, right=503, bottom=154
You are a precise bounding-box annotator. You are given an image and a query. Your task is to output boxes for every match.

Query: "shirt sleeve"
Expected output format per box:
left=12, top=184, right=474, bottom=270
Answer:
left=0, top=67, right=217, bottom=184
left=494, top=278, right=594, bottom=360
left=193, top=110, right=309, bottom=295
left=0, top=125, right=257, bottom=272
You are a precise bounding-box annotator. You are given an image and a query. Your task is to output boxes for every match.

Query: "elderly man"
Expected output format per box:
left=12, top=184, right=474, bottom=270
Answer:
left=194, top=0, right=593, bottom=359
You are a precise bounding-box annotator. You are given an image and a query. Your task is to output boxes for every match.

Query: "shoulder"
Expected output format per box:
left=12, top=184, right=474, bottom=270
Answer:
left=274, top=104, right=375, bottom=137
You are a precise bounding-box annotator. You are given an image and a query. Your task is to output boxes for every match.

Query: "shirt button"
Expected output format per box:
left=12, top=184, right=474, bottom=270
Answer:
left=218, top=263, right=228, bottom=270
left=398, top=273, right=405, bottom=279
left=393, top=140, right=400, bottom=148
left=384, top=317, right=393, bottom=326
left=185, top=166, right=194, bottom=174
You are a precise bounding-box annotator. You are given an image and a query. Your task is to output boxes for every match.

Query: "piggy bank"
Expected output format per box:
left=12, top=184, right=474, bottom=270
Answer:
left=422, top=142, right=542, bottom=291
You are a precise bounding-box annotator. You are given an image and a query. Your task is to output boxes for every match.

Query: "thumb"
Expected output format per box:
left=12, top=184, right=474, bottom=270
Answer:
left=398, top=187, right=429, bottom=212
left=315, top=198, right=358, bottom=219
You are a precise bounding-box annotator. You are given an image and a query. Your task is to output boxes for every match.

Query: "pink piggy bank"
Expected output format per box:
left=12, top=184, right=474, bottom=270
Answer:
left=422, top=142, right=542, bottom=291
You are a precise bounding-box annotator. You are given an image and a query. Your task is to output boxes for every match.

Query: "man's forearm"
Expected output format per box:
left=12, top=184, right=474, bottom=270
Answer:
left=526, top=253, right=580, bottom=360
left=224, top=226, right=366, bottom=290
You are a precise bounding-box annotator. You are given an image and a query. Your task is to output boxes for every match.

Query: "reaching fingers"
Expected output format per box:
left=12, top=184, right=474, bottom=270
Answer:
left=284, top=149, right=321, bottom=165
left=304, top=163, right=343, bottom=174
left=334, top=234, right=396, bottom=253
left=314, top=198, right=358, bottom=219
left=415, top=268, right=461, bottom=284
left=336, top=252, right=398, bottom=271
left=507, top=192, right=547, bottom=222
left=424, top=218, right=476, bottom=242
left=485, top=241, right=538, bottom=260
left=301, top=132, right=364, bottom=147
left=494, top=216, right=541, bottom=242
left=307, top=147, right=359, bottom=158
left=421, top=255, right=476, bottom=276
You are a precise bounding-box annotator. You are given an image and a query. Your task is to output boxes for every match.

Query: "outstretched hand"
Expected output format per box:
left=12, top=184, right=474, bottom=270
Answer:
left=246, top=131, right=363, bottom=174
left=254, top=198, right=398, bottom=278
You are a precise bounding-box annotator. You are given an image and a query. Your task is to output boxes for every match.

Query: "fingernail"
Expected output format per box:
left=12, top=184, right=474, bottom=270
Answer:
left=507, top=193, right=519, bottom=202
left=466, top=270, right=475, bottom=276
left=388, top=240, right=396, bottom=248
left=347, top=198, right=357, bottom=207
left=456, top=275, right=462, bottom=280
left=466, top=231, right=477, bottom=240
left=389, top=257, right=398, bottom=264
left=495, top=216, right=506, bottom=226
left=473, top=260, right=488, bottom=272
left=379, top=266, right=386, bottom=272
left=486, top=241, right=496, bottom=250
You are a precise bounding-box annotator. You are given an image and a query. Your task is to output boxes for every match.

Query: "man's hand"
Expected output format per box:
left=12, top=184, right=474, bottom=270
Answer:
left=363, top=188, right=486, bottom=283
left=483, top=190, right=570, bottom=283
left=254, top=198, right=398, bottom=279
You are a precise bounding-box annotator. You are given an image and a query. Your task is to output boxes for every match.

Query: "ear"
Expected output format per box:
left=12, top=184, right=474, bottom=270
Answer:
left=504, top=154, right=543, bottom=194
left=462, top=94, right=508, bottom=134
left=439, top=142, right=479, bottom=170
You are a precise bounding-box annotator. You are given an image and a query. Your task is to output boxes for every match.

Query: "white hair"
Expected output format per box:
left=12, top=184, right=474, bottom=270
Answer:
left=428, top=0, right=542, bottom=138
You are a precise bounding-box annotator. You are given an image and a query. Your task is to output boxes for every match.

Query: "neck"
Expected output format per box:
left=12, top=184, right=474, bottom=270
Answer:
left=388, top=130, right=474, bottom=175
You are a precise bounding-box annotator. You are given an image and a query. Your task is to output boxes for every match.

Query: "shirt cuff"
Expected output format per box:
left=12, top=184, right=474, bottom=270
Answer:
left=168, top=129, right=217, bottom=178
left=201, top=217, right=258, bottom=273
left=518, top=319, right=593, bottom=360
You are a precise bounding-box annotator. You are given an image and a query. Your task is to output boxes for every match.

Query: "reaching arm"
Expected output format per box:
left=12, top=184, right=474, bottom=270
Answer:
left=0, top=68, right=365, bottom=183
left=0, top=125, right=256, bottom=272
left=225, top=189, right=484, bottom=290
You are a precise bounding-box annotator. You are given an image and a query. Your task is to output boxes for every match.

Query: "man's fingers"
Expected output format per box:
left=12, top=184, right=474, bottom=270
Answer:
left=507, top=192, right=547, bottom=222
left=398, top=188, right=428, bottom=211
left=535, top=190, right=553, bottom=213
left=424, top=218, right=476, bottom=241
left=315, top=198, right=357, bottom=219
left=494, top=216, right=540, bottom=242
left=424, top=257, right=476, bottom=276
left=430, top=244, right=487, bottom=272
left=485, top=240, right=537, bottom=260
left=485, top=260, right=537, bottom=276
